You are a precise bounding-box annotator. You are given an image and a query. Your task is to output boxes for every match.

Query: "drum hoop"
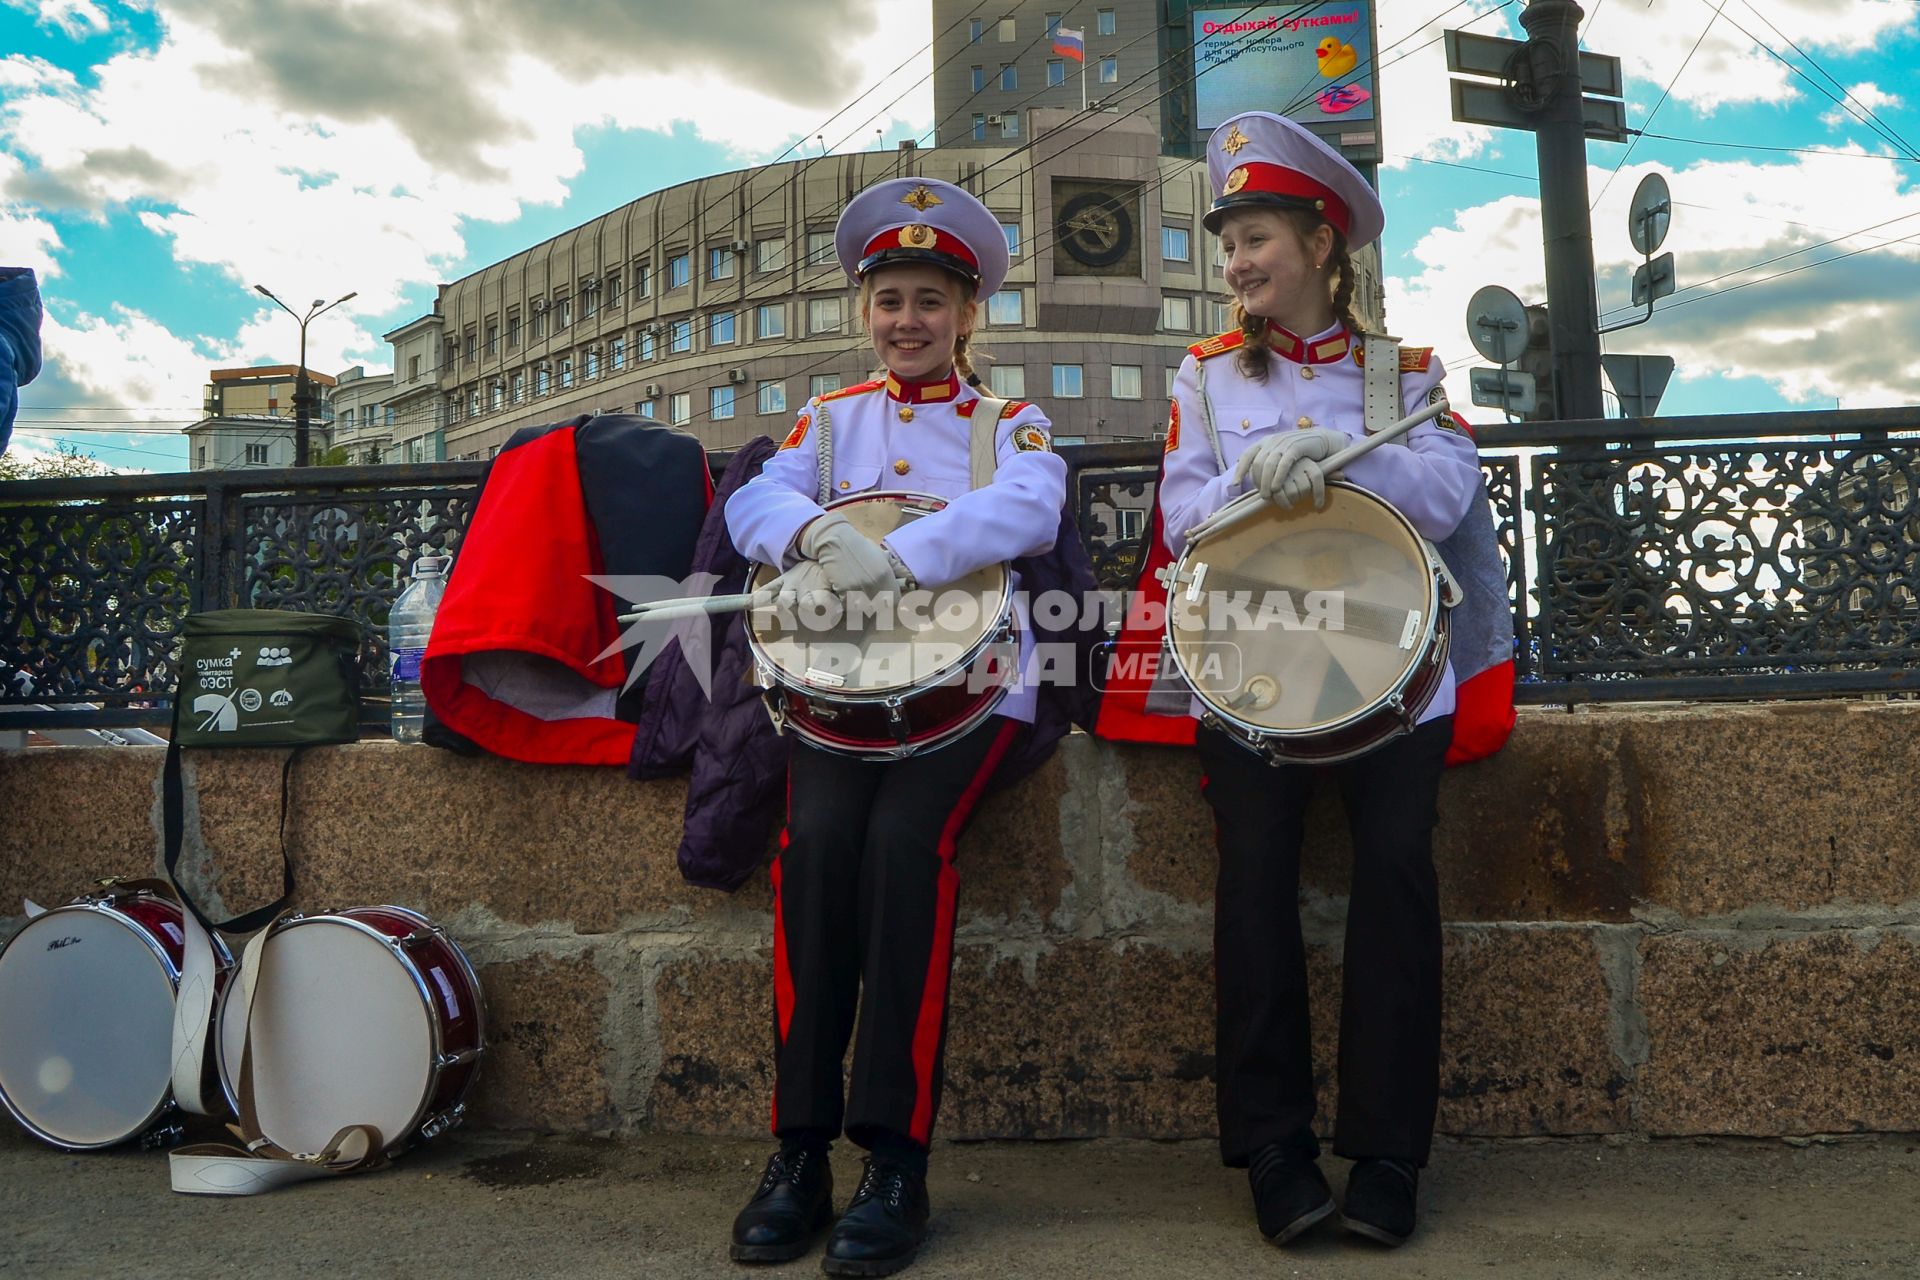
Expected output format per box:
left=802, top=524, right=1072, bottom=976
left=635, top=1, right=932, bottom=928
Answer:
left=0, top=902, right=181, bottom=1149
left=373, top=905, right=487, bottom=1047
left=219, top=913, right=448, bottom=1143
left=746, top=490, right=1015, bottom=701
left=1169, top=482, right=1445, bottom=741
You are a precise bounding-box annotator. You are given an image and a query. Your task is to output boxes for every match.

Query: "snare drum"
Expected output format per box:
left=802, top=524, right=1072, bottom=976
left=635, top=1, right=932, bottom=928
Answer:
left=745, top=491, right=1018, bottom=758
left=1167, top=483, right=1453, bottom=765
left=0, top=886, right=230, bottom=1150
left=215, top=905, right=484, bottom=1155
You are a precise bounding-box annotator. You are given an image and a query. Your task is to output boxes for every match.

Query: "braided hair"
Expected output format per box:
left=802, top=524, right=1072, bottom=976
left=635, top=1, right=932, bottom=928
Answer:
left=1228, top=208, right=1360, bottom=382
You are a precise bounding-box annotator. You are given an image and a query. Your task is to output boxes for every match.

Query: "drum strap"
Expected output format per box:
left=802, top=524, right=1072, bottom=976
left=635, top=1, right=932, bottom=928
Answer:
left=969, top=394, right=1008, bottom=490
left=1362, top=333, right=1404, bottom=437
left=169, top=918, right=391, bottom=1195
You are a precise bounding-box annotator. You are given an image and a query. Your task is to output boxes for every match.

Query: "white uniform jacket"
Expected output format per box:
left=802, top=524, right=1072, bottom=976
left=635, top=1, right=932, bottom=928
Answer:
left=725, top=373, right=1068, bottom=723
left=1156, top=324, right=1482, bottom=726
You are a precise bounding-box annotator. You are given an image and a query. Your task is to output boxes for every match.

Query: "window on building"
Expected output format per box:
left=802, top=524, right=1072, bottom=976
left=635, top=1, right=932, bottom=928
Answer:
left=559, top=357, right=574, bottom=389
left=1165, top=366, right=1180, bottom=396
left=1099, top=56, right=1117, bottom=83
left=1161, top=296, right=1193, bottom=332
left=810, top=374, right=842, bottom=398
left=409, top=354, right=421, bottom=380
left=756, top=304, right=786, bottom=339
left=639, top=329, right=657, bottom=361
left=987, top=364, right=1025, bottom=398
left=756, top=239, right=787, bottom=272
left=585, top=348, right=599, bottom=379
left=511, top=372, right=525, bottom=403
left=709, top=312, right=736, bottom=345
left=1046, top=12, right=1061, bottom=35
left=999, top=63, right=1016, bottom=91
left=245, top=442, right=268, bottom=465
left=969, top=17, right=982, bottom=42
left=506, top=315, right=520, bottom=349
left=485, top=323, right=498, bottom=355
left=385, top=406, right=395, bottom=426
left=464, top=330, right=476, bottom=360
left=987, top=289, right=1022, bottom=326
left=669, top=319, right=693, bottom=353
left=607, top=273, right=623, bottom=307
left=669, top=391, right=691, bottom=425
left=1163, top=226, right=1191, bottom=263
left=447, top=395, right=460, bottom=424
left=532, top=307, right=547, bottom=339
left=469, top=388, right=480, bottom=416
left=709, top=246, right=735, bottom=281
left=1097, top=7, right=1116, bottom=35
left=362, top=405, right=375, bottom=427
left=196, top=444, right=206, bottom=467
left=556, top=297, right=572, bottom=330
left=638, top=398, right=656, bottom=419
left=971, top=65, right=986, bottom=92
left=997, top=16, right=1015, bottom=40
left=581, top=285, right=598, bottom=319
left=611, top=337, right=626, bottom=370
left=972, top=113, right=987, bottom=141
left=757, top=380, right=786, bottom=415
left=710, top=386, right=736, bottom=420
left=668, top=253, right=690, bottom=289
left=490, top=381, right=504, bottom=411
left=536, top=368, right=551, bottom=395
left=1047, top=59, right=1065, bottom=87
left=635, top=261, right=652, bottom=296
left=1111, top=364, right=1143, bottom=400
left=806, top=231, right=835, bottom=266
left=808, top=296, right=845, bottom=334
left=1001, top=222, right=1021, bottom=257
left=1052, top=364, right=1084, bottom=398
left=1001, top=114, right=1020, bottom=139
left=1209, top=300, right=1233, bottom=332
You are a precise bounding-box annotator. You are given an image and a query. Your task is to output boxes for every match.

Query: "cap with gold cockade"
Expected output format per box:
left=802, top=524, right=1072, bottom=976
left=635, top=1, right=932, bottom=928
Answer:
left=1203, top=110, right=1384, bottom=251
left=835, top=177, right=1010, bottom=296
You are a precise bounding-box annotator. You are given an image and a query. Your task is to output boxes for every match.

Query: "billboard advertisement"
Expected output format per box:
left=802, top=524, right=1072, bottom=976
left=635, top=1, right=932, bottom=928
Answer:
left=1191, top=4, right=1375, bottom=131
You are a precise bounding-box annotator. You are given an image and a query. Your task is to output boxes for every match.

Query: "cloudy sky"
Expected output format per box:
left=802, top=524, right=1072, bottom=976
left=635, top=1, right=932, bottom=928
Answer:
left=1, top=0, right=1916, bottom=470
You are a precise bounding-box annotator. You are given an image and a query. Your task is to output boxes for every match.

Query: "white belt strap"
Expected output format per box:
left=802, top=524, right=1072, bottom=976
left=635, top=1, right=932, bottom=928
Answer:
left=969, top=394, right=1007, bottom=491
left=169, top=904, right=218, bottom=1117
left=1362, top=332, right=1405, bottom=439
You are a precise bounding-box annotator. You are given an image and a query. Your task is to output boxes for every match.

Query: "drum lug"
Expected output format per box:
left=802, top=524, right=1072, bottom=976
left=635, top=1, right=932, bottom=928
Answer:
left=434, top=1047, right=482, bottom=1071
left=140, top=1121, right=186, bottom=1151
left=401, top=927, right=445, bottom=948
left=418, top=1103, right=467, bottom=1142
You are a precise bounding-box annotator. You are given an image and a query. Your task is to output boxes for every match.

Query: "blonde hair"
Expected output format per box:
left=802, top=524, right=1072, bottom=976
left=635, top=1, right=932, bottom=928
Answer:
left=1225, top=208, right=1361, bottom=383
left=858, top=268, right=981, bottom=381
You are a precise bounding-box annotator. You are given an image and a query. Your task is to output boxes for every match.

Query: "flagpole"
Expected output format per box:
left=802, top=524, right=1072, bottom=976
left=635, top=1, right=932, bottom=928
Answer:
left=1080, top=48, right=1087, bottom=112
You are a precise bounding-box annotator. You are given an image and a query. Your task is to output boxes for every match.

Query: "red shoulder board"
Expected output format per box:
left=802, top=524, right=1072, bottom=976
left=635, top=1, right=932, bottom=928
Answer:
left=1164, top=398, right=1180, bottom=452
left=779, top=412, right=811, bottom=450
left=1351, top=345, right=1436, bottom=372
left=998, top=400, right=1032, bottom=421
left=818, top=378, right=884, bottom=404
left=1188, top=329, right=1244, bottom=361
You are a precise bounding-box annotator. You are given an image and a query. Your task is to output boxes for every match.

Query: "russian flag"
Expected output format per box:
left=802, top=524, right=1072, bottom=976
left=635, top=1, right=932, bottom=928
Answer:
left=1052, top=25, right=1085, bottom=61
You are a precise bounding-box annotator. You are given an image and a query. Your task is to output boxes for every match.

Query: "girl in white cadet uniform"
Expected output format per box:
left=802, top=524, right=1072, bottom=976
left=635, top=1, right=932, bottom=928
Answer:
left=1157, top=110, right=1482, bottom=1250
left=723, top=176, right=1066, bottom=1277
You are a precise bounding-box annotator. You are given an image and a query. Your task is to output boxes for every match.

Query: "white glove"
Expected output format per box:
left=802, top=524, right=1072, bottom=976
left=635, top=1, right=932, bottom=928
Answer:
left=762, top=559, right=836, bottom=612
left=799, top=512, right=901, bottom=598
left=1233, top=427, right=1348, bottom=510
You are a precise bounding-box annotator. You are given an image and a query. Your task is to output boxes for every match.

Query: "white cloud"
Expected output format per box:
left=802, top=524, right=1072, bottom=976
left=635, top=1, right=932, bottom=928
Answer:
left=1389, top=149, right=1920, bottom=411
left=3, top=0, right=111, bottom=40
left=38, top=302, right=224, bottom=417
left=1819, top=81, right=1904, bottom=129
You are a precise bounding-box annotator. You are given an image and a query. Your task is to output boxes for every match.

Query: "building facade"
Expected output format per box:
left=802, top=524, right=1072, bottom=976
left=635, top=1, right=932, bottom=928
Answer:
left=183, top=365, right=336, bottom=471
left=327, top=365, right=399, bottom=464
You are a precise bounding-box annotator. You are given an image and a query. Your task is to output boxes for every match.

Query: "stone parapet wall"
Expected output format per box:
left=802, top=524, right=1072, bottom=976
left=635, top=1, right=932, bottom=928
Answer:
left=4, top=701, right=1918, bottom=1141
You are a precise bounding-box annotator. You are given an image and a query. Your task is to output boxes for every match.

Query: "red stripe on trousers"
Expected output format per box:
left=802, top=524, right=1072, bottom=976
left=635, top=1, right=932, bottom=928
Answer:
left=907, top=719, right=1020, bottom=1144
left=771, top=774, right=794, bottom=1134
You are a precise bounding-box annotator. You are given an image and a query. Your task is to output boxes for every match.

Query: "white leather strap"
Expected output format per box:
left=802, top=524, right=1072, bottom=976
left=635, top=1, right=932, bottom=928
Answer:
left=22, top=898, right=45, bottom=918
left=1362, top=333, right=1403, bottom=438
left=169, top=904, right=218, bottom=1116
left=969, top=394, right=1007, bottom=491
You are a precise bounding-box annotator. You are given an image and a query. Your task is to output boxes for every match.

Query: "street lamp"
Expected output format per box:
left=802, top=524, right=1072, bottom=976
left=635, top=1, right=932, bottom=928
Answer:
left=254, top=284, right=357, bottom=466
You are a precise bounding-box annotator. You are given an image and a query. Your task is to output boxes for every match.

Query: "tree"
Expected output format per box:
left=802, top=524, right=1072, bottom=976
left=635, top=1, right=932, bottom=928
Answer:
left=0, top=441, right=113, bottom=481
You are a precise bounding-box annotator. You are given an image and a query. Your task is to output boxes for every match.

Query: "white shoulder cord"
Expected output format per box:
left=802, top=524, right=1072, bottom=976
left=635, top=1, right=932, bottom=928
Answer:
left=812, top=397, right=835, bottom=506
left=1192, top=360, right=1228, bottom=474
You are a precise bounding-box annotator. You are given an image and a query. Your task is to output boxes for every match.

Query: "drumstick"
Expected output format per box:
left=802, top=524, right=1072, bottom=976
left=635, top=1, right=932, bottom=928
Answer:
left=1183, top=397, right=1452, bottom=547
left=616, top=591, right=773, bottom=624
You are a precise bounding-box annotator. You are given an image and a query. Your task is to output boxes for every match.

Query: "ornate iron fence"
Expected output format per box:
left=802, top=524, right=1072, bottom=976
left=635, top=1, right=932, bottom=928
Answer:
left=6, top=406, right=1920, bottom=730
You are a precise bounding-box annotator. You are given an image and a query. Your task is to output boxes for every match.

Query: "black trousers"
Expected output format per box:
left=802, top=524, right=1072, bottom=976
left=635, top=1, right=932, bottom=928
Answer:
left=771, top=716, right=1022, bottom=1154
left=1197, top=715, right=1452, bottom=1169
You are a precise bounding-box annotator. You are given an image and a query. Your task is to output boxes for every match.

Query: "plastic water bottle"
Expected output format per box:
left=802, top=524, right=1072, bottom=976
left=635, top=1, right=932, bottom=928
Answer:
left=389, top=555, right=448, bottom=742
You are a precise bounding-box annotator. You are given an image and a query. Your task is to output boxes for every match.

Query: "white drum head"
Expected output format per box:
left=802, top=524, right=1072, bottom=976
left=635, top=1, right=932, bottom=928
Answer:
left=1172, top=486, right=1436, bottom=733
left=0, top=908, right=176, bottom=1147
left=221, top=919, right=433, bottom=1155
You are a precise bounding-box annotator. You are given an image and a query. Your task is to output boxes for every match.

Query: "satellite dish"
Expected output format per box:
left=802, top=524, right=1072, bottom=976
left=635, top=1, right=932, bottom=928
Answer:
left=1466, top=285, right=1529, bottom=365
left=1628, top=172, right=1672, bottom=256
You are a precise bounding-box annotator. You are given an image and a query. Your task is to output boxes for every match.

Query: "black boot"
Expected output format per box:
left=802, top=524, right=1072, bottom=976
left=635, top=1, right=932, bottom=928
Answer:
left=1341, top=1157, right=1419, bottom=1247
left=821, top=1158, right=929, bottom=1277
left=730, top=1146, right=834, bottom=1263
left=1248, top=1143, right=1337, bottom=1245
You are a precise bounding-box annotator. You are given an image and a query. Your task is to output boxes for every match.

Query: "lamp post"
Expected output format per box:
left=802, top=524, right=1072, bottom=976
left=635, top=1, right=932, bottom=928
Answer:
left=253, top=285, right=357, bottom=466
